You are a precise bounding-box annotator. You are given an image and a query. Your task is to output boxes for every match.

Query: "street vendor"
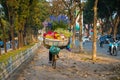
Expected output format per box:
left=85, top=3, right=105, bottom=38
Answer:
left=49, top=45, right=60, bottom=63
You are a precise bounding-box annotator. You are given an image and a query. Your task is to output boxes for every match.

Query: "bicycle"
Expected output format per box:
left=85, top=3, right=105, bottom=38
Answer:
left=52, top=54, right=59, bottom=69
left=49, top=45, right=60, bottom=69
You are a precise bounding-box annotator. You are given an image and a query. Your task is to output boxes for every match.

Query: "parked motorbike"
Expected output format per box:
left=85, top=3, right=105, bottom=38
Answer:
left=117, top=41, right=120, bottom=51
left=108, top=41, right=118, bottom=56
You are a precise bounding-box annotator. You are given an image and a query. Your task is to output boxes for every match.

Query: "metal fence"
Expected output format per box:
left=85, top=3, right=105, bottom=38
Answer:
left=0, top=42, right=41, bottom=80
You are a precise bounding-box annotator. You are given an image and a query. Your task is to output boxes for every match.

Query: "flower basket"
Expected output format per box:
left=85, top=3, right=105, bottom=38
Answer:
left=43, top=37, right=69, bottom=48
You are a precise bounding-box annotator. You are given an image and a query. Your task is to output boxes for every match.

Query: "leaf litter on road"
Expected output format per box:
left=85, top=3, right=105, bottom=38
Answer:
left=8, top=45, right=120, bottom=80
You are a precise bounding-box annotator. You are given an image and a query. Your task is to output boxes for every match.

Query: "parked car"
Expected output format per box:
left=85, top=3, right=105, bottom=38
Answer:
left=0, top=41, right=4, bottom=48
left=82, top=36, right=90, bottom=45
left=99, top=35, right=113, bottom=44
left=116, top=35, right=120, bottom=40
left=99, top=35, right=114, bottom=47
left=82, top=36, right=90, bottom=42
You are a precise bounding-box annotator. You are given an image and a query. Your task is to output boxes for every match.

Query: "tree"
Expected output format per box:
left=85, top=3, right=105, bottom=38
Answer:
left=0, top=0, right=19, bottom=50
left=49, top=0, right=66, bottom=16
left=0, top=18, right=9, bottom=53
left=16, top=0, right=31, bottom=48
left=97, top=0, right=120, bottom=38
left=0, top=0, right=51, bottom=50
left=83, top=0, right=94, bottom=24
left=92, top=0, right=98, bottom=61
left=23, top=0, right=51, bottom=44
left=61, top=0, right=76, bottom=48
left=84, top=0, right=120, bottom=38
left=75, top=0, right=85, bottom=51
left=0, top=5, right=9, bottom=53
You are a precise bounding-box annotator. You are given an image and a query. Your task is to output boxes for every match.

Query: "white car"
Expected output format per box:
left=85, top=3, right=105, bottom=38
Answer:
left=82, top=36, right=90, bottom=43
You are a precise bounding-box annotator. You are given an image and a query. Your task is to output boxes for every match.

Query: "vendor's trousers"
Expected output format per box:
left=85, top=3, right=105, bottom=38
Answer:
left=49, top=51, right=59, bottom=61
left=49, top=51, right=52, bottom=61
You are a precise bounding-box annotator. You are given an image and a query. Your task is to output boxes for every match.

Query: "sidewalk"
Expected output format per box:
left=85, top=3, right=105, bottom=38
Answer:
left=8, top=45, right=120, bottom=80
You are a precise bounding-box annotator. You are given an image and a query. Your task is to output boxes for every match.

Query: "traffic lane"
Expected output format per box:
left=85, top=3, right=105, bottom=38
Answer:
left=83, top=41, right=120, bottom=59
left=83, top=41, right=109, bottom=54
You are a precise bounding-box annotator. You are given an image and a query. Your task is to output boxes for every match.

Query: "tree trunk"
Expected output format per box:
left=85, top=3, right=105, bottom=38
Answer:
left=71, top=12, right=81, bottom=49
left=30, top=29, right=33, bottom=43
left=0, top=47, right=1, bottom=55
left=8, top=6, right=15, bottom=50
left=17, top=31, right=20, bottom=49
left=18, top=28, right=24, bottom=48
left=72, top=25, right=76, bottom=48
left=0, top=19, right=2, bottom=55
left=79, top=12, right=83, bottom=51
left=113, top=16, right=120, bottom=40
left=2, top=32, right=7, bottom=53
left=26, top=27, right=32, bottom=44
left=92, top=0, right=98, bottom=61
left=21, top=31, right=24, bottom=47
left=16, top=36, right=19, bottom=49
left=11, top=25, right=15, bottom=50
left=0, top=18, right=7, bottom=53
left=18, top=23, right=24, bottom=48
left=71, top=15, right=77, bottom=48
left=3, top=39, right=7, bottom=53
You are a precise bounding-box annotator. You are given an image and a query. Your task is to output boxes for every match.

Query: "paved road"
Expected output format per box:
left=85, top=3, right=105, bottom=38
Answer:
left=83, top=40, right=120, bottom=59
left=74, top=37, right=120, bottom=60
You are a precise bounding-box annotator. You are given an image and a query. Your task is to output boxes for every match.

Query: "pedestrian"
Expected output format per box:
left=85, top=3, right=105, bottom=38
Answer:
left=66, top=38, right=71, bottom=51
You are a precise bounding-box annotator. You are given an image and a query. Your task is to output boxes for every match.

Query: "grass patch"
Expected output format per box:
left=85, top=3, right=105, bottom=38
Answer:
left=0, top=43, right=35, bottom=63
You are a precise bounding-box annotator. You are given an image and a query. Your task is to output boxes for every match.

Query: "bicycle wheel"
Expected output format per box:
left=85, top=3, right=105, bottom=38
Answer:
left=113, top=47, right=117, bottom=56
left=52, top=55, right=56, bottom=69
